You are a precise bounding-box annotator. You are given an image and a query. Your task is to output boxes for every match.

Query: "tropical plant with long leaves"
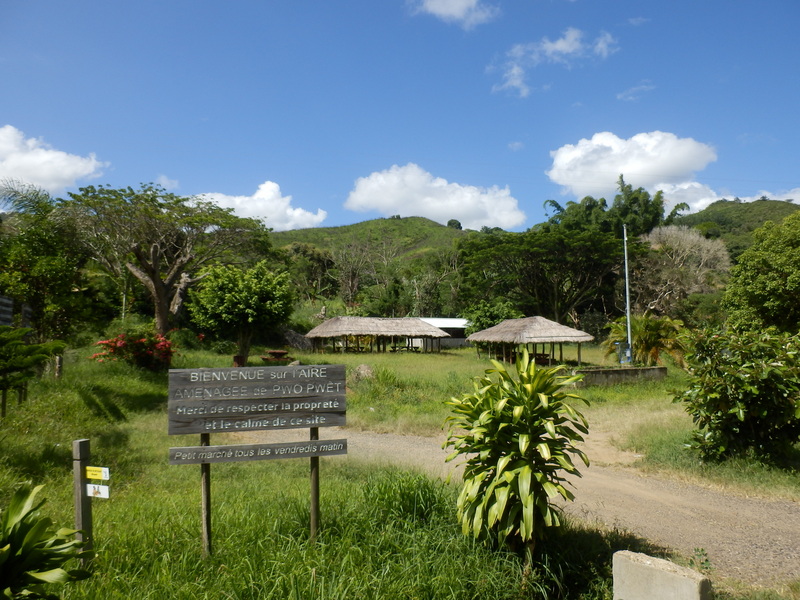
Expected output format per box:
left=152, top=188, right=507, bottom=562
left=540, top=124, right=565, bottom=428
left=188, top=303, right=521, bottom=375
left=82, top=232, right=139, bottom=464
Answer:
left=0, top=483, right=92, bottom=599
left=443, top=350, right=589, bottom=561
left=602, top=312, right=688, bottom=368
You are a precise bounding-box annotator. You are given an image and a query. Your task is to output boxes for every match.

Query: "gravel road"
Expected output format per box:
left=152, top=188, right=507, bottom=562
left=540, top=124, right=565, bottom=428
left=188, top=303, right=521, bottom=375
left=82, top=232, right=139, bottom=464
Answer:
left=255, top=426, right=800, bottom=589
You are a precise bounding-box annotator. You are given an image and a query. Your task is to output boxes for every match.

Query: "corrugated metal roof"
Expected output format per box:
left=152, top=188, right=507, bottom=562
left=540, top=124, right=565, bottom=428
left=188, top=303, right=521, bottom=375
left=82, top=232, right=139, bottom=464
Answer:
left=419, top=317, right=468, bottom=329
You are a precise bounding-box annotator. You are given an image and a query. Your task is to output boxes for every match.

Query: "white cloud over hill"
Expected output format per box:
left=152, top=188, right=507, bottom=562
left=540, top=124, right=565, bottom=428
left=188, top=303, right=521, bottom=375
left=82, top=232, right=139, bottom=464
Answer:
left=344, top=162, right=525, bottom=230
left=202, top=182, right=327, bottom=231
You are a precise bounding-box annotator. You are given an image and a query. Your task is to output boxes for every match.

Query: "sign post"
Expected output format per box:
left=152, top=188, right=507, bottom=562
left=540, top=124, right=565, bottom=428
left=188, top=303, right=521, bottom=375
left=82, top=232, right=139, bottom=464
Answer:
left=73, top=439, right=92, bottom=559
left=73, top=440, right=110, bottom=566
left=167, top=364, right=347, bottom=554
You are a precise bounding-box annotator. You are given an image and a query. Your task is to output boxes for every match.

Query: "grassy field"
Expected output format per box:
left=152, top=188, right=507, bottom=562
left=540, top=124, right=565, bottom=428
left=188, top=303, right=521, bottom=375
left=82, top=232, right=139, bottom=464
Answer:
left=1, top=344, right=798, bottom=599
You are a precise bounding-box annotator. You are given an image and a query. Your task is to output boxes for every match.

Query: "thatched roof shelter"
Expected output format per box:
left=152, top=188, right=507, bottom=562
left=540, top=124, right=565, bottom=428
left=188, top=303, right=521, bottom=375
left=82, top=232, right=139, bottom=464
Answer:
left=306, top=316, right=450, bottom=353
left=467, top=316, right=593, bottom=365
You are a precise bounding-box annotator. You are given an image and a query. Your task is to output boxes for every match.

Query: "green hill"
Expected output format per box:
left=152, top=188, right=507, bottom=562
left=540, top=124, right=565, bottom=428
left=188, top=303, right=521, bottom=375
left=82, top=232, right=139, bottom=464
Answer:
left=270, top=216, right=468, bottom=258
left=674, top=198, right=800, bottom=259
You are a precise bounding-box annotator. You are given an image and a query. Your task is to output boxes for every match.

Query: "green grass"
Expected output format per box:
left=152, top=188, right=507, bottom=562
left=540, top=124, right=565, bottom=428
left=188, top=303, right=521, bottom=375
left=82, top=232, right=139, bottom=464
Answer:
left=2, top=344, right=799, bottom=599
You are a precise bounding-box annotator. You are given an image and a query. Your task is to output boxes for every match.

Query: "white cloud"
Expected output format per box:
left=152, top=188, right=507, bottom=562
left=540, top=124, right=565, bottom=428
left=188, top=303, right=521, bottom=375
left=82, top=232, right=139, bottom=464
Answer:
left=156, top=174, right=179, bottom=190
left=654, top=181, right=722, bottom=213
left=655, top=184, right=800, bottom=213
left=493, top=28, right=619, bottom=97
left=412, top=0, right=499, bottom=29
left=546, top=131, right=717, bottom=205
left=344, top=163, right=525, bottom=230
left=0, top=125, right=106, bottom=194
left=616, top=80, right=656, bottom=101
left=508, top=141, right=524, bottom=151
left=593, top=31, right=618, bottom=59
left=201, top=181, right=327, bottom=232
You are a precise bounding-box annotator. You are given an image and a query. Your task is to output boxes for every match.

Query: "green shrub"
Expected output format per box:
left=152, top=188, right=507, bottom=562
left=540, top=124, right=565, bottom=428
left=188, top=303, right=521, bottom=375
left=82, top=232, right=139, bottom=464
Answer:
left=444, top=350, right=589, bottom=557
left=0, top=483, right=91, bottom=599
left=601, top=312, right=688, bottom=367
left=676, top=328, right=800, bottom=463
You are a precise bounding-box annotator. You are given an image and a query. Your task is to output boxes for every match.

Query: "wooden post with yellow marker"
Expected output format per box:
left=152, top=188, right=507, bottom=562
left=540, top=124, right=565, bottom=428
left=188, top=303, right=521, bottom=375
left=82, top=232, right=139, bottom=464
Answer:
left=73, top=439, right=110, bottom=566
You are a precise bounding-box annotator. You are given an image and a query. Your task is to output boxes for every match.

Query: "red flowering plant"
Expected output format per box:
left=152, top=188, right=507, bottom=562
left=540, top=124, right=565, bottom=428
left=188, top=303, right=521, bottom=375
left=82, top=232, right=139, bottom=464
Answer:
left=91, top=331, right=176, bottom=371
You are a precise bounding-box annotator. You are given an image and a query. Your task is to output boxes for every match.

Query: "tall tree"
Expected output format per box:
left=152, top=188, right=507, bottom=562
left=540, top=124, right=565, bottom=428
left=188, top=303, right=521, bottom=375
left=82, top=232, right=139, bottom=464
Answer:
left=545, top=175, right=688, bottom=238
left=0, top=181, right=95, bottom=340
left=722, top=212, right=800, bottom=333
left=630, top=225, right=730, bottom=318
left=459, top=227, right=620, bottom=325
left=62, top=184, right=269, bottom=335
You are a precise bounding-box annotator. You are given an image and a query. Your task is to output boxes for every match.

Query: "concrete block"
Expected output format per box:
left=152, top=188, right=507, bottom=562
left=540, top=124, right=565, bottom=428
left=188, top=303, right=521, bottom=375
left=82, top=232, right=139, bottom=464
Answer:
left=613, top=551, right=712, bottom=600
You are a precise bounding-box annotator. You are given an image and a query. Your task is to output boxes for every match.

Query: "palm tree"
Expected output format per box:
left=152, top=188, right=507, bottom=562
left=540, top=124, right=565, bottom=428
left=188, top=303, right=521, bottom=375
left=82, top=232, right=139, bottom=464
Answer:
left=602, top=312, right=688, bottom=368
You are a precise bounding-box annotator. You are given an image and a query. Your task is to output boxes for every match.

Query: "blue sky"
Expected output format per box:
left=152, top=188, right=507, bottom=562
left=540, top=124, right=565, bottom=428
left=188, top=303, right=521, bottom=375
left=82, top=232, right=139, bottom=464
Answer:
left=2, top=0, right=799, bottom=231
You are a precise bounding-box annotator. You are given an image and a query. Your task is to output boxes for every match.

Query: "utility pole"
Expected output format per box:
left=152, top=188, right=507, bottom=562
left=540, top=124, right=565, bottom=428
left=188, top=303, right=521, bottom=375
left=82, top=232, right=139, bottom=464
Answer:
left=623, top=224, right=633, bottom=363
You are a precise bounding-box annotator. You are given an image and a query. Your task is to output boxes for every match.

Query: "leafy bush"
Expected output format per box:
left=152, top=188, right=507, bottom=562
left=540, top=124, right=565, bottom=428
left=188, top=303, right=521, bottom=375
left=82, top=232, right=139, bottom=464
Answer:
left=444, top=350, right=589, bottom=557
left=675, top=328, right=800, bottom=463
left=602, top=312, right=688, bottom=367
left=0, top=483, right=91, bottom=599
left=90, top=331, right=175, bottom=371
left=460, top=299, right=523, bottom=337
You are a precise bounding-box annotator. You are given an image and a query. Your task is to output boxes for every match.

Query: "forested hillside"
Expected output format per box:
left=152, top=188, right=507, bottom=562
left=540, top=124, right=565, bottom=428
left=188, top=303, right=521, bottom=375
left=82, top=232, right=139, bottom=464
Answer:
left=674, top=198, right=799, bottom=259
left=271, top=216, right=467, bottom=259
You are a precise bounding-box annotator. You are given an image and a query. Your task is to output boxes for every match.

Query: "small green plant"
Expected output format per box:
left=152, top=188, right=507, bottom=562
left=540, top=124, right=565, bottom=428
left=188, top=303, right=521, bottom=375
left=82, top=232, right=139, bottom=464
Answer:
left=0, top=483, right=91, bottom=599
left=676, top=328, right=800, bottom=463
left=443, top=349, right=589, bottom=559
left=689, top=547, right=713, bottom=576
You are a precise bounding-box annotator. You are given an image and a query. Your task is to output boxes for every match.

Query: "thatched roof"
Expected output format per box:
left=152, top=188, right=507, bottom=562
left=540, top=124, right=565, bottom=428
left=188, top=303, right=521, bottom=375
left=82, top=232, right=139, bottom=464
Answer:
left=467, top=316, right=593, bottom=344
left=306, top=316, right=450, bottom=339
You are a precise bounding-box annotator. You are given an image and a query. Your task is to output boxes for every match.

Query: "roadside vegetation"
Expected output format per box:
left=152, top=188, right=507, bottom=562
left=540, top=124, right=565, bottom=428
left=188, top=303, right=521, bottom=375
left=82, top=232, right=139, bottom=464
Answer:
left=1, top=345, right=798, bottom=599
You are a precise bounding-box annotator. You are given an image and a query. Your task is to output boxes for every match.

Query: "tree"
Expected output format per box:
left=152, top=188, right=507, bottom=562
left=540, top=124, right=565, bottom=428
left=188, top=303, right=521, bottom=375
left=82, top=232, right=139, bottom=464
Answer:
left=460, top=299, right=523, bottom=337
left=447, top=219, right=462, bottom=230
left=0, top=326, right=64, bottom=418
left=607, top=175, right=688, bottom=237
left=62, top=184, right=270, bottom=335
left=630, top=226, right=730, bottom=319
left=189, top=261, right=293, bottom=363
left=281, top=242, right=336, bottom=303
left=545, top=176, right=688, bottom=238
left=0, top=181, right=96, bottom=340
left=722, top=212, right=800, bottom=333
left=331, top=236, right=372, bottom=306
left=460, top=228, right=621, bottom=325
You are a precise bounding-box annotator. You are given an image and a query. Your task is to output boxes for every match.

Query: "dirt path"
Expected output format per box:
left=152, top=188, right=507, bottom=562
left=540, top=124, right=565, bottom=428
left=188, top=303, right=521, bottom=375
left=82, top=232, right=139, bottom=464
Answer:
left=254, top=426, right=800, bottom=589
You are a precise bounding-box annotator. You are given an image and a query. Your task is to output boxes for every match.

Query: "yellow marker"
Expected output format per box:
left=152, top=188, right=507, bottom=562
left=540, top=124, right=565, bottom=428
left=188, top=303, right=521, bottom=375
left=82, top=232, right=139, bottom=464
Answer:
left=85, top=466, right=110, bottom=480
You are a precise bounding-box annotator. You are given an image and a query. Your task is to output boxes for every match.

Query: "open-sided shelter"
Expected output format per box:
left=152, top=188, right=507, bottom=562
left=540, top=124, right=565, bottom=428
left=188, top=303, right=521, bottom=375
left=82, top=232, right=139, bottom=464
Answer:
left=467, top=316, right=594, bottom=365
left=305, top=316, right=450, bottom=353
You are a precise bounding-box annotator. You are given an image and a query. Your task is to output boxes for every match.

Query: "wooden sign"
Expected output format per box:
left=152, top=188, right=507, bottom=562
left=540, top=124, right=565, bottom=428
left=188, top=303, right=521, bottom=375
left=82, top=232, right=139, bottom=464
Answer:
left=169, top=439, right=347, bottom=465
left=168, top=365, right=346, bottom=435
left=168, top=364, right=348, bottom=554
